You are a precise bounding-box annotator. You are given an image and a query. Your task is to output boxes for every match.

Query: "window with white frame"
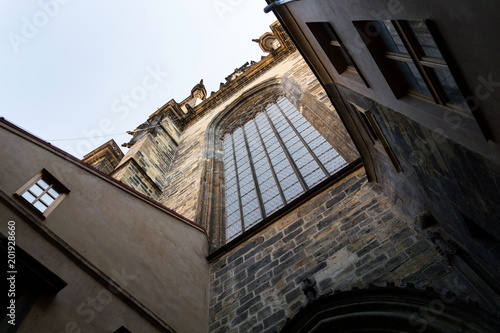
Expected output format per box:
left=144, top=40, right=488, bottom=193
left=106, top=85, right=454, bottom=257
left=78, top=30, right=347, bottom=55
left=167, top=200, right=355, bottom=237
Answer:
left=222, top=97, right=347, bottom=241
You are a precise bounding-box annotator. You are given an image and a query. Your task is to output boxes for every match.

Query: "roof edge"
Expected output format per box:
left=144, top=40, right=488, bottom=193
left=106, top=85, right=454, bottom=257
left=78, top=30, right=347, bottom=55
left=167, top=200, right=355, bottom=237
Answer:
left=0, top=117, right=207, bottom=235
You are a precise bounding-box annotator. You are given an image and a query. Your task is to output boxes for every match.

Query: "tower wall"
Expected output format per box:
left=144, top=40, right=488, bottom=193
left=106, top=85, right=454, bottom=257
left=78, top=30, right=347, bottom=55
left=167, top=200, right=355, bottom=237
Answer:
left=207, top=167, right=477, bottom=332
left=159, top=47, right=357, bottom=221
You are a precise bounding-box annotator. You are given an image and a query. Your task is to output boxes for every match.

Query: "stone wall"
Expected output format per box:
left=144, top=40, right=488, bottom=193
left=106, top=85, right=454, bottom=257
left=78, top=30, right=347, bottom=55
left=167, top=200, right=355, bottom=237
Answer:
left=112, top=159, right=162, bottom=200
left=159, top=50, right=357, bottom=223
left=159, top=116, right=208, bottom=220
left=367, top=98, right=500, bottom=281
left=208, top=167, right=478, bottom=332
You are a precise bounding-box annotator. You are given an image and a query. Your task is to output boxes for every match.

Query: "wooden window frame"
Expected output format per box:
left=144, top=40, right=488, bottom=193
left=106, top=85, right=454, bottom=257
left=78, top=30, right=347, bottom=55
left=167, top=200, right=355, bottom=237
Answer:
left=349, top=102, right=402, bottom=173
left=307, top=22, right=369, bottom=86
left=385, top=20, right=451, bottom=105
left=15, top=169, right=69, bottom=219
left=355, top=20, right=469, bottom=111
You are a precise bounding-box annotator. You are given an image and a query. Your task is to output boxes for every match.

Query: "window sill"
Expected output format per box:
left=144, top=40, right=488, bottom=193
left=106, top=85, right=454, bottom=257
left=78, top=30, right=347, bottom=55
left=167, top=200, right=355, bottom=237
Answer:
left=206, top=159, right=363, bottom=262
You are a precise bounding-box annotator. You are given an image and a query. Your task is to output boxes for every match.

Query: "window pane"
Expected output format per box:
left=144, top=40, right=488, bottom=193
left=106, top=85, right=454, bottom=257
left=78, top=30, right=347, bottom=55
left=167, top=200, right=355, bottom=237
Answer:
left=37, top=179, right=50, bottom=190
left=226, top=211, right=240, bottom=224
left=226, top=223, right=242, bottom=241
left=265, top=199, right=282, bottom=216
left=394, top=61, right=431, bottom=96
left=304, top=169, right=326, bottom=187
left=22, top=191, right=36, bottom=203
left=30, top=184, right=44, bottom=196
left=223, top=97, right=347, bottom=242
left=40, top=193, right=55, bottom=206
left=321, top=154, right=348, bottom=175
left=47, top=187, right=60, bottom=199
left=431, top=68, right=468, bottom=109
left=380, top=20, right=409, bottom=54
left=33, top=200, right=47, bottom=212
left=283, top=183, right=303, bottom=202
left=408, top=20, right=444, bottom=58
left=244, top=210, right=261, bottom=229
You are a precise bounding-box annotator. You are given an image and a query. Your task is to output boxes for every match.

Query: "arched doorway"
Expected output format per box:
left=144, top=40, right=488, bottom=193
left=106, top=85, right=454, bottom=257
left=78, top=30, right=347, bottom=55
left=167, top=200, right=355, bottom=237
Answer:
left=281, top=287, right=500, bottom=332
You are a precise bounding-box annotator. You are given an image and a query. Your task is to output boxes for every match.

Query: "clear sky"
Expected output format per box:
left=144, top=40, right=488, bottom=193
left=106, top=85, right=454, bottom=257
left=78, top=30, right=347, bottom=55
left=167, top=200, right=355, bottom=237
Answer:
left=0, top=0, right=277, bottom=158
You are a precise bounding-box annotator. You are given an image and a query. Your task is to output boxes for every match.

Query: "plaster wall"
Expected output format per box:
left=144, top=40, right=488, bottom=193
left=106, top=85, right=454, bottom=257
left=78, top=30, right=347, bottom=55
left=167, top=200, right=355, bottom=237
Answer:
left=0, top=122, right=210, bottom=333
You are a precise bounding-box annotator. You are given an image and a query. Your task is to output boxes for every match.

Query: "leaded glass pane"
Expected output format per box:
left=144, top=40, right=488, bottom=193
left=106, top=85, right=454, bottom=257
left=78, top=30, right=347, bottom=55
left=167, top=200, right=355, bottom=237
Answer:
left=226, top=222, right=242, bottom=241
left=324, top=155, right=347, bottom=174
left=304, top=169, right=326, bottom=187
left=264, top=195, right=283, bottom=215
left=223, top=96, right=347, bottom=241
left=283, top=183, right=303, bottom=202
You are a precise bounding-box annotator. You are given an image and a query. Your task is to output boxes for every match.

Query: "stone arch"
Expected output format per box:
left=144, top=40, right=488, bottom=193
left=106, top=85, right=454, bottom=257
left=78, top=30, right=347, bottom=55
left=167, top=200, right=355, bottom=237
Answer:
left=280, top=287, right=500, bottom=332
left=196, top=77, right=357, bottom=251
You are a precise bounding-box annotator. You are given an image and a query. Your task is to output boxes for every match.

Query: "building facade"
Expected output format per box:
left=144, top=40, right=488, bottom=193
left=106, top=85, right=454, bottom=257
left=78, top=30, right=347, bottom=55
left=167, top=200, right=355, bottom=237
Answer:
left=263, top=0, right=500, bottom=330
left=0, top=119, right=209, bottom=332
left=1, top=11, right=500, bottom=333
left=89, top=18, right=499, bottom=332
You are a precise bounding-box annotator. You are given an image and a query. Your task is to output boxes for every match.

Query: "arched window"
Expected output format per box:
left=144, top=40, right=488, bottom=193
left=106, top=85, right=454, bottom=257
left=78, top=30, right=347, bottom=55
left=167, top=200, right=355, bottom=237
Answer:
left=222, top=96, right=347, bottom=241
left=197, top=78, right=357, bottom=251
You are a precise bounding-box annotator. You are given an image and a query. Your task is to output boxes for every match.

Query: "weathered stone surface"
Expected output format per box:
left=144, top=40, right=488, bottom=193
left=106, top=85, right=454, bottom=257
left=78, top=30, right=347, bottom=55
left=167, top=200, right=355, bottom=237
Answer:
left=208, top=168, right=476, bottom=332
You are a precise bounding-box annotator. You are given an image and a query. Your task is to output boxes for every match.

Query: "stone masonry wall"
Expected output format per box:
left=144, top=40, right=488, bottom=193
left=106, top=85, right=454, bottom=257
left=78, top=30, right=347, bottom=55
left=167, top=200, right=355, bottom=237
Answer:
left=159, top=116, right=208, bottom=221
left=368, top=100, right=500, bottom=280
left=160, top=50, right=357, bottom=221
left=208, top=167, right=480, bottom=332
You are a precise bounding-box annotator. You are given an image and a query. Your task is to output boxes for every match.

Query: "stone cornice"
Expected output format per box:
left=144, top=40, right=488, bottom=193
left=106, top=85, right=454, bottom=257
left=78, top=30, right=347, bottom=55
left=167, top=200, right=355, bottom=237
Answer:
left=181, top=22, right=296, bottom=129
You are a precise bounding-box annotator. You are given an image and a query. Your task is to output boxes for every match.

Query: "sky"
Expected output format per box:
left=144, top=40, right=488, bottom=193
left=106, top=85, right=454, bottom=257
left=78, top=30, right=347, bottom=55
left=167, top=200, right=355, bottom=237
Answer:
left=0, top=0, right=277, bottom=158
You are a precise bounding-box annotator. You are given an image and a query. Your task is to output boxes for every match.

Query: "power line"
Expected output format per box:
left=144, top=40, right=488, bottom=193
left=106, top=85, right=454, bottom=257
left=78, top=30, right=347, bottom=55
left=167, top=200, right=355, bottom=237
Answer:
left=48, top=123, right=163, bottom=142
left=48, top=132, right=130, bottom=142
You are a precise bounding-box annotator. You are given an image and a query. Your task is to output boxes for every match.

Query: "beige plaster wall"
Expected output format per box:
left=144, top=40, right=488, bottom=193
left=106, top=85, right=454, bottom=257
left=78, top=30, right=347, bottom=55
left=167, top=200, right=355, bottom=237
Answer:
left=0, top=123, right=210, bottom=333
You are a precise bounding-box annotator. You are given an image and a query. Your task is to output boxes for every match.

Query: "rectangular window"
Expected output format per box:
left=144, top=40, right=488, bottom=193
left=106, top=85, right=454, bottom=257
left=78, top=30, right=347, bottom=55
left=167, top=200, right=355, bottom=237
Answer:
left=355, top=20, right=469, bottom=113
left=349, top=102, right=402, bottom=172
left=307, top=22, right=369, bottom=86
left=15, top=169, right=69, bottom=218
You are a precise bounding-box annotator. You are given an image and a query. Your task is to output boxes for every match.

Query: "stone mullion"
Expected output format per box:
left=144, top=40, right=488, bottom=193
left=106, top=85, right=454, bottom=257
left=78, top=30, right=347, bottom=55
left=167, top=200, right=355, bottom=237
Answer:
left=229, top=134, right=246, bottom=234
left=241, top=123, right=266, bottom=222
left=263, top=108, right=309, bottom=192
left=275, top=100, right=331, bottom=178
left=254, top=115, right=288, bottom=207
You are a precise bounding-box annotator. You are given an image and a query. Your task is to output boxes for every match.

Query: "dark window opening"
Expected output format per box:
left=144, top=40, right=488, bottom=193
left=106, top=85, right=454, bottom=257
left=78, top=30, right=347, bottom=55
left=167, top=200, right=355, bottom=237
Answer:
left=1, top=235, right=67, bottom=332
left=355, top=20, right=469, bottom=112
left=463, top=214, right=500, bottom=247
left=307, top=22, right=369, bottom=86
left=349, top=102, right=401, bottom=173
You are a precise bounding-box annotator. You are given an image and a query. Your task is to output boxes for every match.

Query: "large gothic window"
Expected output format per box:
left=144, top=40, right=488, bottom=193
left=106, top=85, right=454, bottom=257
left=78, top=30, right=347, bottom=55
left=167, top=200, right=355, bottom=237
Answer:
left=222, top=97, right=347, bottom=241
